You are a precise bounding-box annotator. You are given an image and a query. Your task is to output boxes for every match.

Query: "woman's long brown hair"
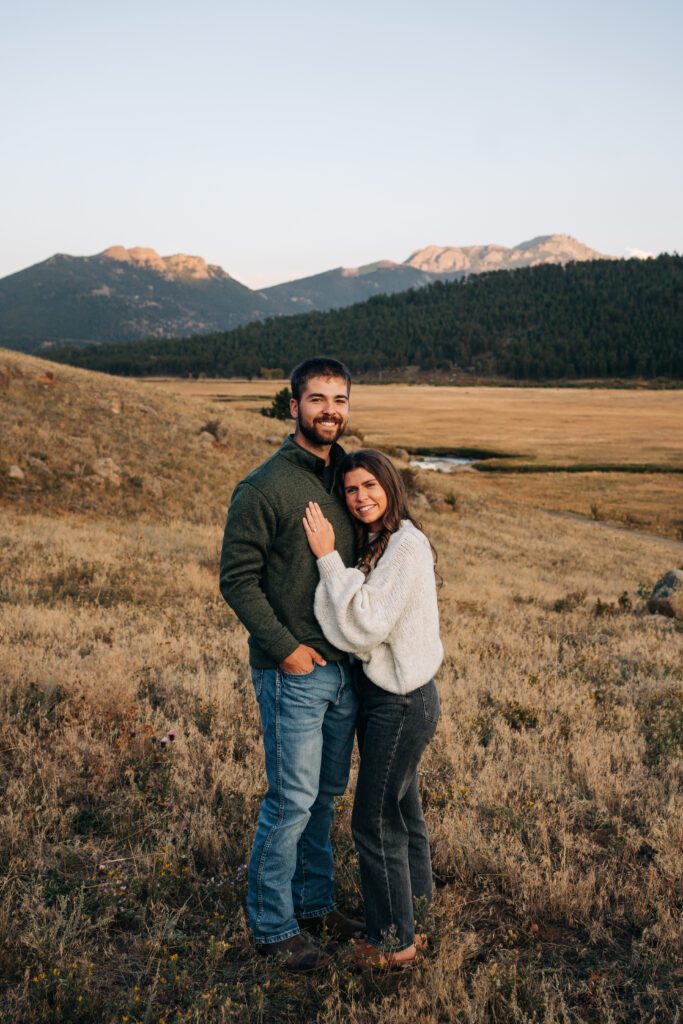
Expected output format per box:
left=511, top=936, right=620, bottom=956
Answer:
left=336, top=449, right=439, bottom=578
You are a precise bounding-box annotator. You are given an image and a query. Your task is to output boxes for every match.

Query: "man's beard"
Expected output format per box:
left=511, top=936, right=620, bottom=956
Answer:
left=297, top=415, right=346, bottom=447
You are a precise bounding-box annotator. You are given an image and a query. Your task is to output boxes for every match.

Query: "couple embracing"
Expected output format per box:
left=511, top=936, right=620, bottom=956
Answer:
left=220, top=357, right=443, bottom=971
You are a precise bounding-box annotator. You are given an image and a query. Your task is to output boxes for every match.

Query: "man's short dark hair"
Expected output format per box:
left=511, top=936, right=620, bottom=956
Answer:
left=290, top=358, right=352, bottom=402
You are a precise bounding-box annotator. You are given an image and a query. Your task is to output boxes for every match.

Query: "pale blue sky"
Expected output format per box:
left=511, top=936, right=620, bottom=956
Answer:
left=2, top=0, right=681, bottom=286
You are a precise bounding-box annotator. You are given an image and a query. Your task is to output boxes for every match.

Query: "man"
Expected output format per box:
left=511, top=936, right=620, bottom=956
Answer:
left=220, top=357, right=362, bottom=971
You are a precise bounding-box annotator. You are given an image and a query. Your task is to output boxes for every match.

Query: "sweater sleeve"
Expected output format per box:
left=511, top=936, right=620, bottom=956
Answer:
left=314, top=533, right=422, bottom=652
left=219, top=481, right=299, bottom=663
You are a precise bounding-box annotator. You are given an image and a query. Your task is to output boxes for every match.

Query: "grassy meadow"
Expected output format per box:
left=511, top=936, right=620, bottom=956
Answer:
left=1, top=350, right=682, bottom=1023
left=143, top=379, right=683, bottom=466
left=146, top=378, right=683, bottom=541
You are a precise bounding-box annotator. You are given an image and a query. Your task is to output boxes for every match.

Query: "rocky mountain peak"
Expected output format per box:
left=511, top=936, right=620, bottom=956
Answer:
left=404, top=235, right=609, bottom=275
left=99, top=246, right=229, bottom=281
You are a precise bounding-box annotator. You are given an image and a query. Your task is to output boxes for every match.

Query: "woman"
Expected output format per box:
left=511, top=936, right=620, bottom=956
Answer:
left=302, top=449, right=443, bottom=967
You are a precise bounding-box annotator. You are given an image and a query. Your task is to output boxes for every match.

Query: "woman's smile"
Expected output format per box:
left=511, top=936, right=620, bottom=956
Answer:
left=344, top=468, right=389, bottom=526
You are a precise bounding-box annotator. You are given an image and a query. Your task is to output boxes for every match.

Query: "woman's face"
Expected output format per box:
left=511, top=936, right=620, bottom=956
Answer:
left=343, top=467, right=389, bottom=528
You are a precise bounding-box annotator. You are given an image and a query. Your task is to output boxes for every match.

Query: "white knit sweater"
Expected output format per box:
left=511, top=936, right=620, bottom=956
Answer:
left=314, top=520, right=443, bottom=694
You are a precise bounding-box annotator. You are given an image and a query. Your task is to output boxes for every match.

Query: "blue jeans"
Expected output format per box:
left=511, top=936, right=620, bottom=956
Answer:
left=248, top=659, right=358, bottom=944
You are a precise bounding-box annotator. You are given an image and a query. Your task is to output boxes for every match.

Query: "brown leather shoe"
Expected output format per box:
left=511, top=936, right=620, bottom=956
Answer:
left=349, top=938, right=419, bottom=970
left=255, top=932, right=332, bottom=972
left=300, top=909, right=365, bottom=942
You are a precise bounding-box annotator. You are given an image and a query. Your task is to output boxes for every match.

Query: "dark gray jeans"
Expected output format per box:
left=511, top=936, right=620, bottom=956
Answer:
left=352, top=669, right=440, bottom=951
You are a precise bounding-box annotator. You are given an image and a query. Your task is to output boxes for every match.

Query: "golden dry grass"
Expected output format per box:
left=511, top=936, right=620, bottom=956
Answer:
left=0, top=354, right=287, bottom=522
left=1, top=351, right=682, bottom=1023
left=145, top=379, right=683, bottom=467
left=424, top=469, right=683, bottom=544
left=145, top=377, right=683, bottom=540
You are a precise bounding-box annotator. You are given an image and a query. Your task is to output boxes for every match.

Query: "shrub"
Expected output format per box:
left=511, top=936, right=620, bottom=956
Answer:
left=642, top=689, right=683, bottom=764
left=501, top=700, right=540, bottom=731
left=553, top=590, right=586, bottom=612
left=199, top=419, right=221, bottom=438
left=35, top=562, right=137, bottom=607
left=399, top=465, right=418, bottom=494
left=593, top=597, right=618, bottom=616
left=260, top=387, right=292, bottom=420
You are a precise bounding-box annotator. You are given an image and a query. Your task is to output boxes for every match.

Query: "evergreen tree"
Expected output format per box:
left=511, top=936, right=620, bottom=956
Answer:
left=48, top=256, right=683, bottom=383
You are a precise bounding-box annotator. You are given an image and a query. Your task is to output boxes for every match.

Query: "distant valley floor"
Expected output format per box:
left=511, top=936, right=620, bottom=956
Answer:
left=142, top=379, right=683, bottom=541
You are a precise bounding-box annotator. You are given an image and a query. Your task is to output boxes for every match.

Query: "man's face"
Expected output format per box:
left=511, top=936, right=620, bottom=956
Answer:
left=291, top=375, right=350, bottom=447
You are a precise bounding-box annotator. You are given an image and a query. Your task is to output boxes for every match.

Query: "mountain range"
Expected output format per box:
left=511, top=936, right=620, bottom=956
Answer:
left=49, top=254, right=682, bottom=383
left=0, top=235, right=609, bottom=352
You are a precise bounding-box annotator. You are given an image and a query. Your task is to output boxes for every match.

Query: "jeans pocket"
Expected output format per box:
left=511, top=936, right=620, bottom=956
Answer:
left=251, top=668, right=264, bottom=699
left=281, top=665, right=317, bottom=681
left=419, top=681, right=440, bottom=725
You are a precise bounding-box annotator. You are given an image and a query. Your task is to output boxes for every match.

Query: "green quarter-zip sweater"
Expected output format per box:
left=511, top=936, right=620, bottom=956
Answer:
left=219, top=435, right=357, bottom=668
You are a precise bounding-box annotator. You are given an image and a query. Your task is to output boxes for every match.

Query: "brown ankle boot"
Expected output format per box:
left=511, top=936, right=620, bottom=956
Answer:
left=255, top=932, right=332, bottom=972
left=299, top=909, right=365, bottom=942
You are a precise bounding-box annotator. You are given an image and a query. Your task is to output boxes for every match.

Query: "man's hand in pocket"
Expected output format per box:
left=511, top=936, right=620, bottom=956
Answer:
left=279, top=644, right=327, bottom=675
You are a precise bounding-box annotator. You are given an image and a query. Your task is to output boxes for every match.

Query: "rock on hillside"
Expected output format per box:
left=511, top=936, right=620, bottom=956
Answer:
left=404, top=234, right=609, bottom=275
left=0, top=349, right=275, bottom=522
left=648, top=569, right=683, bottom=619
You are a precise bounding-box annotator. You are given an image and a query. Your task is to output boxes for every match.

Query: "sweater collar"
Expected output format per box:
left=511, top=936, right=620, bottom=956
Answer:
left=278, top=434, right=346, bottom=478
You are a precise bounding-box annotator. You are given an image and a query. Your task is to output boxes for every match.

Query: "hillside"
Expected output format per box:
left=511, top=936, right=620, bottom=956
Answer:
left=0, top=349, right=285, bottom=521
left=0, top=234, right=609, bottom=352
left=47, top=254, right=683, bottom=381
left=260, top=261, right=436, bottom=311
left=264, top=235, right=610, bottom=314
left=0, top=248, right=275, bottom=353
left=1, top=349, right=681, bottom=1023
